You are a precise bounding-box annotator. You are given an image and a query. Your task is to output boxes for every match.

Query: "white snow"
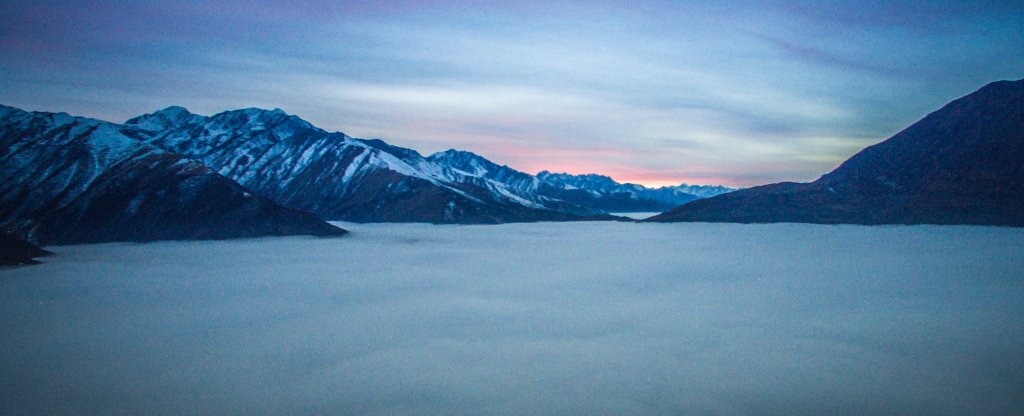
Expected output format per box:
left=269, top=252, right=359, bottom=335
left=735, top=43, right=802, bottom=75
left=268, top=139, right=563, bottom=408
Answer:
left=3, top=223, right=1023, bottom=415
left=85, top=124, right=142, bottom=168
left=340, top=148, right=371, bottom=184
left=367, top=150, right=424, bottom=179
left=290, top=142, right=323, bottom=176
left=486, top=181, right=544, bottom=208
left=407, top=158, right=450, bottom=180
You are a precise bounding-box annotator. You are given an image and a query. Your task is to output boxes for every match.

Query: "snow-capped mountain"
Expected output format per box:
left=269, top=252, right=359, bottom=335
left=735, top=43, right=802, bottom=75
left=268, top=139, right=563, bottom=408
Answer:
left=536, top=171, right=735, bottom=212
left=426, top=149, right=540, bottom=197
left=422, top=150, right=609, bottom=215
left=2, top=102, right=734, bottom=234
left=121, top=106, right=736, bottom=221
left=0, top=105, right=346, bottom=244
left=422, top=151, right=736, bottom=213
left=125, top=107, right=621, bottom=222
left=669, top=184, right=736, bottom=199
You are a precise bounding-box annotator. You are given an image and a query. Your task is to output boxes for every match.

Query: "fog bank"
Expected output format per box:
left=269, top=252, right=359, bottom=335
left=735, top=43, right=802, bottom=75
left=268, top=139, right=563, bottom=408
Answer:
left=2, top=222, right=1023, bottom=415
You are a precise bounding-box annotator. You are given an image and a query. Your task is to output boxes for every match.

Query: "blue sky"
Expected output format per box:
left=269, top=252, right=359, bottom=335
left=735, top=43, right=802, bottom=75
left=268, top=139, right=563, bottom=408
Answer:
left=1, top=1, right=1022, bottom=186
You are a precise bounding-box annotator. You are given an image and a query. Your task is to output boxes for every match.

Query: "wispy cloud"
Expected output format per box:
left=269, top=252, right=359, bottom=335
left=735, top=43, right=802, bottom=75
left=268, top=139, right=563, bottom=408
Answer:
left=1, top=1, right=1021, bottom=186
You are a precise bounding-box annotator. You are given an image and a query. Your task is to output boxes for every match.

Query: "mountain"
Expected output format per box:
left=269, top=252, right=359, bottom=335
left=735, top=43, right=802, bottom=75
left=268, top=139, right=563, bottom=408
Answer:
left=425, top=149, right=541, bottom=202
left=534, top=171, right=687, bottom=212
left=669, top=184, right=737, bottom=199
left=125, top=108, right=629, bottom=222
left=0, top=105, right=346, bottom=245
left=410, top=147, right=735, bottom=213
left=3, top=103, right=732, bottom=231
left=422, top=150, right=735, bottom=213
left=0, top=232, right=51, bottom=265
left=422, top=150, right=625, bottom=214
left=649, top=79, right=1024, bottom=226
left=536, top=171, right=734, bottom=212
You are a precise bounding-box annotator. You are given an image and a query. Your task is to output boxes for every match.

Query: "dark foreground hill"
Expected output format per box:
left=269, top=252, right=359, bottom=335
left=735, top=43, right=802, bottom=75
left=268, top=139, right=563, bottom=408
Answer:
left=0, top=232, right=51, bottom=265
left=649, top=79, right=1024, bottom=226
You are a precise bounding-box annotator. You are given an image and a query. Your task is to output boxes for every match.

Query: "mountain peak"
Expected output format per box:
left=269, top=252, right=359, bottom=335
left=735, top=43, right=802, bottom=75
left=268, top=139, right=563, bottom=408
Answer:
left=211, top=107, right=316, bottom=132
left=540, top=171, right=613, bottom=180
left=430, top=149, right=482, bottom=160
left=126, top=106, right=200, bottom=131
left=427, top=149, right=504, bottom=177
left=239, top=107, right=282, bottom=116
left=158, top=105, right=191, bottom=116
left=146, top=106, right=194, bottom=122
left=537, top=171, right=618, bottom=188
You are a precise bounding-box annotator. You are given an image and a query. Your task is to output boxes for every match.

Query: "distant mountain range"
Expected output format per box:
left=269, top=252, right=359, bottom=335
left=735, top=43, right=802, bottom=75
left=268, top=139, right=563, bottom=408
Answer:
left=124, top=106, right=732, bottom=222
left=650, top=79, right=1024, bottom=226
left=535, top=171, right=733, bottom=212
left=0, top=103, right=732, bottom=246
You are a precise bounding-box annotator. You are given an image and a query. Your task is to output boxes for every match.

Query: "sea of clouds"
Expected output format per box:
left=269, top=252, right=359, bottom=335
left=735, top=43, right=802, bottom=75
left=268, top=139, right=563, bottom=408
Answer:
left=1, top=222, right=1022, bottom=415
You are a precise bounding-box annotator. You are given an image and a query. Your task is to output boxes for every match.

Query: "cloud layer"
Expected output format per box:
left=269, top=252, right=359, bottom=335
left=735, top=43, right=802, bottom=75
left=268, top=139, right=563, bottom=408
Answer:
left=2, top=222, right=1023, bottom=415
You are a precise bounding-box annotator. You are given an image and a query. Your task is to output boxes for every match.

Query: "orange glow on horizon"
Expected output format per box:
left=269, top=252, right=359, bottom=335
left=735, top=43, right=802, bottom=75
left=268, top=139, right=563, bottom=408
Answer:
left=462, top=144, right=749, bottom=188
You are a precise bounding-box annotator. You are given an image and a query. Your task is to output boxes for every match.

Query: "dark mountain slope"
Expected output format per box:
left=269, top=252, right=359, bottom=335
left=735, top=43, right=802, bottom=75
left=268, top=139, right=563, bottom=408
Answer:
left=649, top=79, right=1024, bottom=226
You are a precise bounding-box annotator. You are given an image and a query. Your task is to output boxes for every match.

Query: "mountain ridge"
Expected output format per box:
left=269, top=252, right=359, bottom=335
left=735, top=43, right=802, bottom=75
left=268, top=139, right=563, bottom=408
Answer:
left=125, top=106, right=589, bottom=223
left=125, top=107, right=732, bottom=222
left=0, top=105, right=347, bottom=245
left=649, top=78, right=1024, bottom=226
left=1, top=102, right=736, bottom=239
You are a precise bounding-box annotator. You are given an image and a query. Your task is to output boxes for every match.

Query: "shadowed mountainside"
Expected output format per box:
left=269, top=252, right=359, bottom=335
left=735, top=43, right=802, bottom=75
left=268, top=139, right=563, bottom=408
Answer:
left=649, top=79, right=1024, bottom=226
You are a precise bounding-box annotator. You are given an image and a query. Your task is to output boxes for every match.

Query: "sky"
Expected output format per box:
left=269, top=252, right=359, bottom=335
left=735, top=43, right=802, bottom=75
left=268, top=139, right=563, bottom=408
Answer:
left=1, top=1, right=1022, bottom=187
